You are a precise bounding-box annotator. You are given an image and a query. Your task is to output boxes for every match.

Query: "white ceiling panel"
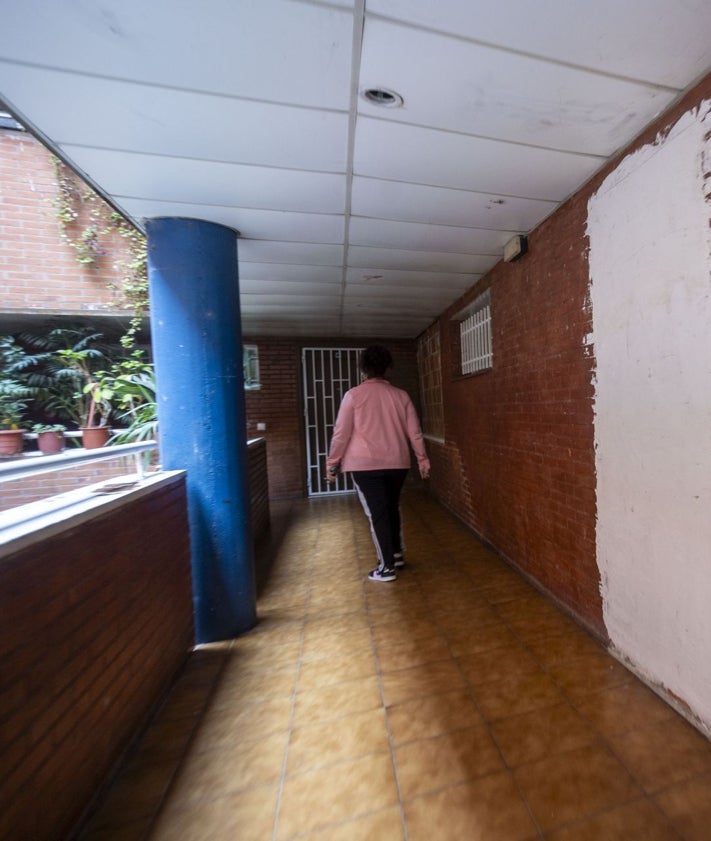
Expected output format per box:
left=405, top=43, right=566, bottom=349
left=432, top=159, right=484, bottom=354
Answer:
left=1, top=0, right=710, bottom=338
left=346, top=267, right=475, bottom=291
left=368, top=0, right=711, bottom=88
left=239, top=264, right=343, bottom=285
left=237, top=241, right=343, bottom=267
left=0, top=63, right=348, bottom=172
left=348, top=246, right=498, bottom=275
left=0, top=0, right=354, bottom=108
left=350, top=177, right=557, bottom=231
left=354, top=118, right=605, bottom=200
left=59, top=147, right=347, bottom=214
left=360, top=19, right=675, bottom=157
left=349, top=217, right=511, bottom=255
left=120, top=200, right=345, bottom=245
left=239, top=279, right=342, bottom=296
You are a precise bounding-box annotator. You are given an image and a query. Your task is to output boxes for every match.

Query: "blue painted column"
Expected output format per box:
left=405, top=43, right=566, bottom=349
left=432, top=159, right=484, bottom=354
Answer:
left=145, top=217, right=256, bottom=643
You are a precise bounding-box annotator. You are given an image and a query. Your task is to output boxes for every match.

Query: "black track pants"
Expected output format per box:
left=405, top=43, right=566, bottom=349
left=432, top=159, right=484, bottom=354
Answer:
left=351, top=469, right=408, bottom=571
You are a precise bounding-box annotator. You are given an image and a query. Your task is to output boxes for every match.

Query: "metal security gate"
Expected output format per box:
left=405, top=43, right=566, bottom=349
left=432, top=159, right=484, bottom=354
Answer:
left=302, top=347, right=363, bottom=496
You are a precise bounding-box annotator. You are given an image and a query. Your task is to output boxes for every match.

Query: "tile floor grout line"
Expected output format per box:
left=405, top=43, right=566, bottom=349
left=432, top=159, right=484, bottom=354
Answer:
left=269, top=520, right=318, bottom=841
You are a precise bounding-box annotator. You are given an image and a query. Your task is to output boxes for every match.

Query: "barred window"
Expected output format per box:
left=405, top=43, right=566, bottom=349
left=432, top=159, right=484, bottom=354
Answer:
left=243, top=344, right=260, bottom=390
left=416, top=325, right=444, bottom=440
left=458, top=290, right=492, bottom=375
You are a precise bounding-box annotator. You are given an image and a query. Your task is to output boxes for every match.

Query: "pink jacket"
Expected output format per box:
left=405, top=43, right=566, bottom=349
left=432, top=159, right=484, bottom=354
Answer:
left=327, top=378, right=430, bottom=474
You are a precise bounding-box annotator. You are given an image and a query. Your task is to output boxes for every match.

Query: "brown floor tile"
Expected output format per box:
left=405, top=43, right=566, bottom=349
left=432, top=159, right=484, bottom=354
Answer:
left=525, top=631, right=605, bottom=667
left=376, top=633, right=452, bottom=672
left=88, top=760, right=177, bottom=828
left=150, top=783, right=279, bottom=841
left=76, top=494, right=708, bottom=841
left=132, top=713, right=199, bottom=762
left=300, top=627, right=373, bottom=662
left=403, top=772, right=537, bottom=841
left=370, top=618, right=441, bottom=647
left=212, top=663, right=297, bottom=705
left=607, top=715, right=711, bottom=793
left=276, top=753, right=399, bottom=839
left=442, top=620, right=519, bottom=657
left=545, top=797, right=678, bottom=840
left=301, top=612, right=369, bottom=640
left=457, top=642, right=542, bottom=686
left=653, top=770, right=711, bottom=841
left=386, top=688, right=483, bottom=745
left=287, top=707, right=390, bottom=774
left=297, top=651, right=378, bottom=689
left=575, top=682, right=677, bottom=739
left=490, top=701, right=598, bottom=768
left=395, top=723, right=505, bottom=799
left=294, top=807, right=405, bottom=840
left=164, top=732, right=288, bottom=806
left=514, top=743, right=642, bottom=832
left=292, top=674, right=383, bottom=725
left=191, top=696, right=293, bottom=751
left=546, top=650, right=633, bottom=699
left=380, top=659, right=466, bottom=705
left=471, top=669, right=566, bottom=721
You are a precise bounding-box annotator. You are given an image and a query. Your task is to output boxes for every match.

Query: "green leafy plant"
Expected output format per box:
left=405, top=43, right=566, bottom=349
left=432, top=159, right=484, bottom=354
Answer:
left=31, top=423, right=67, bottom=433
left=0, top=336, right=34, bottom=429
left=51, top=159, right=149, bottom=350
left=16, top=326, right=112, bottom=429
left=103, top=351, right=157, bottom=443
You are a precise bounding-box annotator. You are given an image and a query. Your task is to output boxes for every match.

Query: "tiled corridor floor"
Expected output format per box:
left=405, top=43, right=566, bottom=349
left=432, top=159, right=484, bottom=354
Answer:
left=81, top=491, right=711, bottom=840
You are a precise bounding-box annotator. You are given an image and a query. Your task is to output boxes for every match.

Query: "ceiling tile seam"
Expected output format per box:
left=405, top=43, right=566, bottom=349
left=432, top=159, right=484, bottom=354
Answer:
left=349, top=215, right=530, bottom=235
left=58, top=142, right=348, bottom=177
left=356, top=113, right=611, bottom=161
left=0, top=57, right=354, bottom=117
left=115, top=194, right=349, bottom=218
left=365, top=12, right=684, bottom=94
left=339, top=0, right=366, bottom=333
left=347, top=243, right=501, bottom=257
left=351, top=173, right=561, bottom=205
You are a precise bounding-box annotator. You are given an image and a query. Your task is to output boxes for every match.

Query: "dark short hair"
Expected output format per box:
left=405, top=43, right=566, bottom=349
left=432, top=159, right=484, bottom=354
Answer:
left=360, top=345, right=392, bottom=378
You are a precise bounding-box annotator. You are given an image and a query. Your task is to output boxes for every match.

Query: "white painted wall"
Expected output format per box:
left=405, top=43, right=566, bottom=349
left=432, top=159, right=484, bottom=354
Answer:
left=588, top=102, right=711, bottom=733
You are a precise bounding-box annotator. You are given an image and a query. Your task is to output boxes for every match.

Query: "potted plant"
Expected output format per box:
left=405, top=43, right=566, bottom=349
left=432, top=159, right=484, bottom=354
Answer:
left=32, top=423, right=67, bottom=455
left=0, top=391, right=29, bottom=456
left=0, top=337, right=32, bottom=456
left=54, top=347, right=114, bottom=448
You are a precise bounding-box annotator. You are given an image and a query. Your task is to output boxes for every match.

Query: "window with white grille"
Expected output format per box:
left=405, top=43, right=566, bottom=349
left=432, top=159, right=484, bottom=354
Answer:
left=458, top=291, right=492, bottom=375
left=243, top=344, right=260, bottom=390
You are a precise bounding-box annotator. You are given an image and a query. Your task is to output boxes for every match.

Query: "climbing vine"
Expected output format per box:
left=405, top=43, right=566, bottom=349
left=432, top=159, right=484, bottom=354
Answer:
left=51, top=157, right=149, bottom=348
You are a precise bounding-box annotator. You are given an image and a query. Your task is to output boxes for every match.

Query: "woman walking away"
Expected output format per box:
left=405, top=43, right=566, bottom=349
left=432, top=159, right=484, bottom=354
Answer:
left=326, top=345, right=430, bottom=582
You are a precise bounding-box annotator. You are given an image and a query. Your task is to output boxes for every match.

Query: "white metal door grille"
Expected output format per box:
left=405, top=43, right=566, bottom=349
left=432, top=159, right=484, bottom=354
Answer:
left=302, top=347, right=363, bottom=496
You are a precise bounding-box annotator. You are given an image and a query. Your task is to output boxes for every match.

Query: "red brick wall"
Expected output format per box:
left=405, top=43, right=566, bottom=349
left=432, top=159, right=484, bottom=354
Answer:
left=0, top=127, right=133, bottom=316
left=0, top=457, right=140, bottom=512
left=422, top=72, right=711, bottom=639
left=243, top=337, right=420, bottom=499
left=0, top=474, right=193, bottom=841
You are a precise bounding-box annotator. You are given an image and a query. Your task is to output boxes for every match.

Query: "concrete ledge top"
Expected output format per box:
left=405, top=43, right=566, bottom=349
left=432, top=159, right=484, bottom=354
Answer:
left=0, top=470, right=186, bottom=559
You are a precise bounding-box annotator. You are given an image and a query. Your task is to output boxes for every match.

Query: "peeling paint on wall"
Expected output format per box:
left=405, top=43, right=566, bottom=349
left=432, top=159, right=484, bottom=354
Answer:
left=587, top=102, right=711, bottom=732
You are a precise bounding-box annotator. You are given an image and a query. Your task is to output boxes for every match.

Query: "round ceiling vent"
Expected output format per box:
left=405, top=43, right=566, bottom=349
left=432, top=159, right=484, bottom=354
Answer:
left=362, top=87, right=404, bottom=108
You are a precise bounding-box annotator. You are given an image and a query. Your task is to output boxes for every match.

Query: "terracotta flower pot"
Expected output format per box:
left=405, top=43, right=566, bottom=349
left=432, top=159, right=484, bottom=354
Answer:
left=81, top=426, right=111, bottom=449
left=0, top=429, right=26, bottom=456
left=37, top=430, right=66, bottom=454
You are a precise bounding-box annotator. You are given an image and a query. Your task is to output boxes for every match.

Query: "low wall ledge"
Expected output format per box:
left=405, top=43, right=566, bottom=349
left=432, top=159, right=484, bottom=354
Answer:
left=0, top=470, right=187, bottom=559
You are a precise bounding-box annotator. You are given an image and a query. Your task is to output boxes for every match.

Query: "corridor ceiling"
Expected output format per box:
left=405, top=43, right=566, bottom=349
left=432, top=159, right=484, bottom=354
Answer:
left=2, top=1, right=711, bottom=339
